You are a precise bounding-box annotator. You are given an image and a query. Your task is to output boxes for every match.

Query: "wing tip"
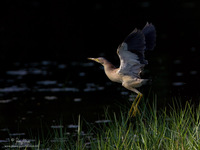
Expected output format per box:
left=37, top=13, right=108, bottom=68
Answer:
left=143, top=22, right=156, bottom=31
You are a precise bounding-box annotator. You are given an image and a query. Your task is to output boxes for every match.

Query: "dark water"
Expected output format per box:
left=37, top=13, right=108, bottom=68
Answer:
left=0, top=48, right=199, bottom=148
left=0, top=59, right=130, bottom=148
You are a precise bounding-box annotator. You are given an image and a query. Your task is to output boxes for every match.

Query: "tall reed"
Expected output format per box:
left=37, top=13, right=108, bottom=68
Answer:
left=35, top=97, right=200, bottom=150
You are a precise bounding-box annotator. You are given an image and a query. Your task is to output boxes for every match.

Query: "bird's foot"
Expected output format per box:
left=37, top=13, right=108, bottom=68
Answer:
left=129, top=93, right=143, bottom=117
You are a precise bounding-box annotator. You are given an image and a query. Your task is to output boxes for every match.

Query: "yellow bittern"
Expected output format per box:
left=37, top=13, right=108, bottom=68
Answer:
left=88, top=22, right=156, bottom=117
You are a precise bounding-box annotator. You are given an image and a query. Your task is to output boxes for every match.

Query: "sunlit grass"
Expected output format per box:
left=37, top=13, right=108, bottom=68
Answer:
left=35, top=97, right=200, bottom=149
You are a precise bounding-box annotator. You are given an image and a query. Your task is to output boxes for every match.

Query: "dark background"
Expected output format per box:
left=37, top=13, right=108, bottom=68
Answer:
left=1, top=1, right=200, bottom=61
left=0, top=0, right=200, bottom=100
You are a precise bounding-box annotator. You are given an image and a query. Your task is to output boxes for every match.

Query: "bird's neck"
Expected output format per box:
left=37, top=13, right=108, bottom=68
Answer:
left=103, top=60, right=116, bottom=71
left=103, top=61, right=121, bottom=83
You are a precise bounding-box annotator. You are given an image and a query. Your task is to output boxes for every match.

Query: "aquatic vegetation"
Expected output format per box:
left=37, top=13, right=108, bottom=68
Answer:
left=17, top=97, right=200, bottom=150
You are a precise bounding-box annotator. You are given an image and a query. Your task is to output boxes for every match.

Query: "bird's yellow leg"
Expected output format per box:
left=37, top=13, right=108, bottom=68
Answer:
left=129, top=94, right=139, bottom=115
left=129, top=93, right=140, bottom=117
left=130, top=93, right=143, bottom=117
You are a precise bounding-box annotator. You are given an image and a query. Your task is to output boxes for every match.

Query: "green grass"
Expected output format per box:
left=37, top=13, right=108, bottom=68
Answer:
left=32, top=97, right=200, bottom=149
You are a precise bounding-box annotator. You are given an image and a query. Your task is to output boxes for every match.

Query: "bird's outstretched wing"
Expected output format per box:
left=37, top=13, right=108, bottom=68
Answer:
left=117, top=23, right=156, bottom=77
left=142, top=22, right=156, bottom=50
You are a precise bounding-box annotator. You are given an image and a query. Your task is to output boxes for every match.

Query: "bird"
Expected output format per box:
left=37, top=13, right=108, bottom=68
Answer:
left=88, top=22, right=156, bottom=117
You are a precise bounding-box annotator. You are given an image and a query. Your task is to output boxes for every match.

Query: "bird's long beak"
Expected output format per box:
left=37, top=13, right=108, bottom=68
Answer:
left=88, top=58, right=99, bottom=63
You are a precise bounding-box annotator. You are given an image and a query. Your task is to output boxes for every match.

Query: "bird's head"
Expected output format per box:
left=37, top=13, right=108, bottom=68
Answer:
left=88, top=57, right=106, bottom=65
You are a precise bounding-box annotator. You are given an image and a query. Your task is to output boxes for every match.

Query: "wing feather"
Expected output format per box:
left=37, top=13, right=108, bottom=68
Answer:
left=142, top=22, right=156, bottom=50
left=123, top=28, right=146, bottom=51
left=117, top=23, right=156, bottom=78
left=117, top=29, right=146, bottom=77
left=117, top=44, right=145, bottom=77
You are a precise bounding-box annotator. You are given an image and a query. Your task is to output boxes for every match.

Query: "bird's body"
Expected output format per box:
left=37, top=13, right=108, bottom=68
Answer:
left=99, top=57, right=147, bottom=94
left=88, top=22, right=156, bottom=117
